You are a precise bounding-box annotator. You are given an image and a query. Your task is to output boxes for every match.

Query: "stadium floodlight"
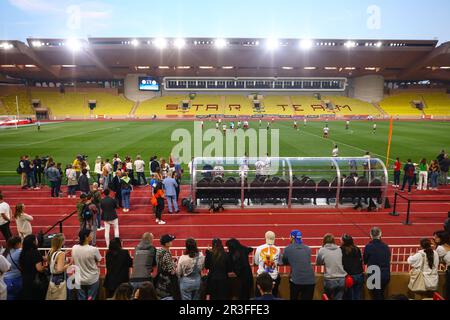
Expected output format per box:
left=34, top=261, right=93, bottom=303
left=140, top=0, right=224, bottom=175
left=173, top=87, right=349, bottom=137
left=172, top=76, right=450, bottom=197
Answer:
left=375, top=41, right=383, bottom=48
left=199, top=66, right=214, bottom=69
left=266, top=38, right=280, bottom=50
left=31, top=40, right=43, bottom=48
left=66, top=39, right=83, bottom=52
left=440, top=66, right=450, bottom=69
left=174, top=38, right=186, bottom=49
left=304, top=67, right=316, bottom=70
left=25, top=65, right=36, bottom=68
left=299, top=39, right=313, bottom=50
left=177, top=66, right=191, bottom=69
left=0, top=42, right=13, bottom=50
left=325, top=67, right=337, bottom=70
left=131, top=39, right=139, bottom=47
left=153, top=38, right=168, bottom=49
left=282, top=66, right=294, bottom=70
left=221, top=66, right=234, bottom=69
left=344, top=41, right=357, bottom=48
left=62, top=65, right=76, bottom=68
left=214, top=38, right=227, bottom=49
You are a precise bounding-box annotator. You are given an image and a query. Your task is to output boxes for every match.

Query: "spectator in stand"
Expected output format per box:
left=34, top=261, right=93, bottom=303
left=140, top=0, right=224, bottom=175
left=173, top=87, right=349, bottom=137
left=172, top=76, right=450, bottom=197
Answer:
left=89, top=183, right=103, bottom=231
left=429, top=160, right=440, bottom=190
left=19, top=234, right=47, bottom=300
left=163, top=172, right=179, bottom=214
left=134, top=155, right=146, bottom=186
left=81, top=195, right=98, bottom=245
left=150, top=156, right=160, bottom=177
left=24, top=155, right=38, bottom=190
left=400, top=159, right=415, bottom=194
left=0, top=251, right=10, bottom=300
left=174, top=159, right=183, bottom=201
left=252, top=272, right=282, bottom=301
left=14, top=203, right=33, bottom=239
left=112, top=154, right=122, bottom=173
left=111, top=170, right=123, bottom=208
left=72, top=155, right=83, bottom=180
left=340, top=234, right=364, bottom=300
left=18, top=156, right=27, bottom=189
left=71, top=229, right=102, bottom=300
left=124, top=156, right=135, bottom=185
left=130, top=233, right=157, bottom=290
left=33, top=156, right=43, bottom=187
left=120, top=172, right=132, bottom=212
left=417, top=158, right=429, bottom=191
left=160, top=158, right=170, bottom=179
left=103, top=159, right=113, bottom=190
left=155, top=234, right=177, bottom=300
left=3, top=237, right=22, bottom=300
left=100, top=189, right=120, bottom=248
left=226, top=238, right=254, bottom=300
left=46, top=234, right=72, bottom=300
left=109, top=283, right=133, bottom=300
left=56, top=163, right=63, bottom=197
left=78, top=169, right=90, bottom=195
left=66, top=164, right=78, bottom=198
left=437, top=149, right=445, bottom=164
left=94, top=156, right=103, bottom=184
left=0, top=194, right=12, bottom=241
left=433, top=231, right=450, bottom=299
left=45, top=162, right=61, bottom=198
left=316, top=233, right=347, bottom=300
left=393, top=157, right=402, bottom=188
left=205, top=238, right=232, bottom=300
left=177, top=238, right=205, bottom=300
left=152, top=182, right=166, bottom=225
left=103, top=238, right=133, bottom=299
left=363, top=227, right=391, bottom=300
left=281, top=230, right=316, bottom=300
left=133, top=281, right=158, bottom=300
left=254, top=231, right=281, bottom=297
left=439, top=154, right=450, bottom=186
left=407, top=238, right=439, bottom=298
left=76, top=194, right=89, bottom=230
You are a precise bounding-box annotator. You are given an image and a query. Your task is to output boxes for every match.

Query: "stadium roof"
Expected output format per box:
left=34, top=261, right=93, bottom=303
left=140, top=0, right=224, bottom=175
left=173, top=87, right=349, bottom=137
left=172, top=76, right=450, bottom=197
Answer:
left=0, top=38, right=449, bottom=82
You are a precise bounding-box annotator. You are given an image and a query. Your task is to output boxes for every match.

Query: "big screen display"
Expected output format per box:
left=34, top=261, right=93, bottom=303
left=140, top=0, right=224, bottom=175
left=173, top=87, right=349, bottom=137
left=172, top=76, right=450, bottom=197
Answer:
left=139, top=77, right=160, bottom=91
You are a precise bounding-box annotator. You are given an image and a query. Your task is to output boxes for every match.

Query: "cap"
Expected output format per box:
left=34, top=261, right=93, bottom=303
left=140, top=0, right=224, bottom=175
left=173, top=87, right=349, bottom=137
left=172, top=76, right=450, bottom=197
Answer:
left=290, top=230, right=302, bottom=244
left=265, top=231, right=276, bottom=245
left=160, top=234, right=176, bottom=245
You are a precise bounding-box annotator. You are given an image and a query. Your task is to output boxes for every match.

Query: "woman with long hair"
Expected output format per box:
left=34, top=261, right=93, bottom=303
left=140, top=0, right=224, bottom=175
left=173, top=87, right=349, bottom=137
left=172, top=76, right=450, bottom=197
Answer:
left=3, top=237, right=23, bottom=300
left=407, top=238, right=439, bottom=297
left=340, top=234, right=364, bottom=300
left=14, top=203, right=33, bottom=239
left=177, top=238, right=205, bottom=300
left=226, top=238, right=253, bottom=300
left=133, top=281, right=158, bottom=300
left=433, top=231, right=450, bottom=299
left=429, top=160, right=440, bottom=190
left=204, top=238, right=232, bottom=300
left=46, top=234, right=72, bottom=300
left=103, top=238, right=133, bottom=298
left=19, top=234, right=47, bottom=300
left=109, top=283, right=133, bottom=300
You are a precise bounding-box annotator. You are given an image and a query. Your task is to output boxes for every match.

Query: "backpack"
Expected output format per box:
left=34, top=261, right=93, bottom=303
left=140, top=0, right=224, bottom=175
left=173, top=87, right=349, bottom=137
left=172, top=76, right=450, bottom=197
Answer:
left=82, top=204, right=93, bottom=220
left=16, top=165, right=23, bottom=174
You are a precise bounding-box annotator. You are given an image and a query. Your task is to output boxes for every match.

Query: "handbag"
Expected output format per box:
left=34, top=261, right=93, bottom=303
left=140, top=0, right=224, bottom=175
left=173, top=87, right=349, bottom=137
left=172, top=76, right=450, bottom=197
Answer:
left=408, top=252, right=427, bottom=292
left=46, top=251, right=67, bottom=300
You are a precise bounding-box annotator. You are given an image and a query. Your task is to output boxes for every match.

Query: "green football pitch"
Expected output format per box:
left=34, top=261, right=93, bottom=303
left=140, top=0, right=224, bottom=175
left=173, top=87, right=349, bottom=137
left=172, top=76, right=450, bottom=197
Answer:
left=0, top=120, right=448, bottom=184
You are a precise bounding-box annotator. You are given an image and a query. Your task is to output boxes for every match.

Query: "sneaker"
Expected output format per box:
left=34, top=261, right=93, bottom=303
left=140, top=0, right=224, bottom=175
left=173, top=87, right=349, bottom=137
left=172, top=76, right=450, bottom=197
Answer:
left=175, top=210, right=180, bottom=214
left=158, top=220, right=166, bottom=225
left=97, top=227, right=105, bottom=231
left=155, top=219, right=160, bottom=223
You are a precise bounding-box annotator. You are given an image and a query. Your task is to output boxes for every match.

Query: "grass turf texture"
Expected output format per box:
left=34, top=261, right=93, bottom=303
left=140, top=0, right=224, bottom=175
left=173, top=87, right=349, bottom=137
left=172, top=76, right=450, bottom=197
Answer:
left=0, top=120, right=448, bottom=184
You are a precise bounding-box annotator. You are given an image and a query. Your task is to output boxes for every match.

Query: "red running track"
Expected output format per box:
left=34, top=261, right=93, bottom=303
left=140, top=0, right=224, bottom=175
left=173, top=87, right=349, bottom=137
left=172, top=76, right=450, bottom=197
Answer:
left=0, top=185, right=449, bottom=248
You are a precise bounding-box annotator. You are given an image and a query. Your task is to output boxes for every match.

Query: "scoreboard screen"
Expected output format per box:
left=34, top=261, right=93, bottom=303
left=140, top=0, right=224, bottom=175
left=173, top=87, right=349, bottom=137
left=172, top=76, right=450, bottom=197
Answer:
left=139, top=77, right=160, bottom=91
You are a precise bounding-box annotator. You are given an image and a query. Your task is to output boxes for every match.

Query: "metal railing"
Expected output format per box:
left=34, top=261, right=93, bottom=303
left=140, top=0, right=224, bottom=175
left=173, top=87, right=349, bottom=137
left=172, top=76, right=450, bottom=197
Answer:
left=40, top=210, right=78, bottom=236
left=39, top=244, right=444, bottom=275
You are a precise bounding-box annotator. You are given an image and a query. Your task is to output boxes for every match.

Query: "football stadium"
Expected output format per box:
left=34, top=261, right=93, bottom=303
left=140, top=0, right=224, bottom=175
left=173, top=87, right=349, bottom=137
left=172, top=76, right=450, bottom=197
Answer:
left=0, top=0, right=449, bottom=309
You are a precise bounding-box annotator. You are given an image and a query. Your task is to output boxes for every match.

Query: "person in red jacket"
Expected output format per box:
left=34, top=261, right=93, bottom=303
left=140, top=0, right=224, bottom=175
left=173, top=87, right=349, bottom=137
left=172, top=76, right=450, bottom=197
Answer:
left=151, top=183, right=166, bottom=225
left=393, top=158, right=401, bottom=188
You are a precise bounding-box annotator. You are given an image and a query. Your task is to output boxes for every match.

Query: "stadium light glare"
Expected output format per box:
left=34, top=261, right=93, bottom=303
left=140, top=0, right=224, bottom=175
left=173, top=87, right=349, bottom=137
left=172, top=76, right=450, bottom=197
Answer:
left=25, top=64, right=36, bottom=68
left=214, top=38, right=227, bottom=49
left=282, top=66, right=294, bottom=70
left=266, top=38, right=280, bottom=50
left=304, top=67, right=316, bottom=70
left=221, top=66, right=234, bottom=69
left=66, top=39, right=83, bottom=52
left=375, top=41, right=383, bottom=48
left=439, top=66, right=450, bottom=69
left=0, top=42, right=13, bottom=50
left=154, top=38, right=168, bottom=49
left=344, top=41, right=357, bottom=48
left=174, top=38, right=186, bottom=49
left=1, top=64, right=16, bottom=68
left=199, top=66, right=214, bottom=69
left=299, top=39, right=313, bottom=50
left=325, top=67, right=337, bottom=70
left=131, top=39, right=139, bottom=47
left=158, top=66, right=170, bottom=69
left=137, top=66, right=150, bottom=70
left=177, top=66, right=191, bottom=69
left=62, top=65, right=76, bottom=68
left=31, top=40, right=43, bottom=48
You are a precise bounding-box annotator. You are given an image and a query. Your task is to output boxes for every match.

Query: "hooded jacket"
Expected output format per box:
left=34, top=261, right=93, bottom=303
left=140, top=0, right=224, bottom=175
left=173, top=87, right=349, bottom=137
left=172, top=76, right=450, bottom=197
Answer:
left=130, top=240, right=156, bottom=282
left=316, top=244, right=347, bottom=279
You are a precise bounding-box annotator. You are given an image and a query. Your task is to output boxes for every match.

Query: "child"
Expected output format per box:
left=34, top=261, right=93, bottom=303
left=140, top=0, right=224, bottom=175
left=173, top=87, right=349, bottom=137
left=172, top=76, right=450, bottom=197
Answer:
left=151, top=182, right=166, bottom=225
left=14, top=203, right=33, bottom=239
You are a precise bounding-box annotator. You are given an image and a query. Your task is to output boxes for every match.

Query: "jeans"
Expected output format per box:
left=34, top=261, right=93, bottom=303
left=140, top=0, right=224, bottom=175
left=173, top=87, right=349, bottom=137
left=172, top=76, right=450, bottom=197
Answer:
left=50, top=181, right=60, bottom=197
left=344, top=274, right=364, bottom=300
left=121, top=189, right=131, bottom=209
left=136, top=172, right=146, bottom=185
left=26, top=172, right=36, bottom=188
left=180, top=275, right=201, bottom=300
left=5, top=276, right=22, bottom=300
left=103, top=175, right=110, bottom=190
left=166, top=195, right=179, bottom=213
left=394, top=171, right=400, bottom=186
left=431, top=172, right=439, bottom=188
left=441, top=171, right=448, bottom=185
left=96, top=174, right=101, bottom=184
left=324, top=278, right=345, bottom=300
left=77, top=281, right=99, bottom=300
left=104, top=219, right=119, bottom=248
left=289, top=282, right=315, bottom=300
left=401, top=175, right=413, bottom=192
left=67, top=185, right=77, bottom=196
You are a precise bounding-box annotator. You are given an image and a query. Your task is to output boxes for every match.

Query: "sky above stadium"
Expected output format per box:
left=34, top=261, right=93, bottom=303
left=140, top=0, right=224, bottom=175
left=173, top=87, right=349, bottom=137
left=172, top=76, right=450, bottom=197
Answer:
left=1, top=0, right=449, bottom=43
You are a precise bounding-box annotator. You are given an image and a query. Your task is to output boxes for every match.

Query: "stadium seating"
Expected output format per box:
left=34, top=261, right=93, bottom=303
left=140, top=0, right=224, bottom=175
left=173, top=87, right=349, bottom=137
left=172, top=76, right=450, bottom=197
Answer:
left=0, top=91, right=34, bottom=115
left=378, top=93, right=424, bottom=116
left=30, top=91, right=134, bottom=117
left=224, top=95, right=254, bottom=115
left=322, top=96, right=382, bottom=116
left=421, top=93, right=450, bottom=116
left=135, top=95, right=188, bottom=116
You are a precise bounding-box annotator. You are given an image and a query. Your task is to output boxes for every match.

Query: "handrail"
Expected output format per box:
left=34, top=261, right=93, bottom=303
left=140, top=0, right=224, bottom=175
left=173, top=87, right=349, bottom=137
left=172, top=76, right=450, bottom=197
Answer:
left=42, top=210, right=78, bottom=236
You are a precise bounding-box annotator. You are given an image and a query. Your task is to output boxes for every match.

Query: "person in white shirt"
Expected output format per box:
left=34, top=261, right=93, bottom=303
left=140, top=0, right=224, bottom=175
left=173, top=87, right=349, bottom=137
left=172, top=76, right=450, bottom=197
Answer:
left=407, top=238, right=440, bottom=294
left=237, top=121, right=241, bottom=129
left=0, top=254, right=11, bottom=300
left=253, top=231, right=281, bottom=297
left=304, top=118, right=307, bottom=126
left=323, top=126, right=329, bottom=138
left=13, top=203, right=33, bottom=239
left=222, top=124, right=227, bottom=134
left=213, top=161, right=225, bottom=178
left=0, top=194, right=12, bottom=241
left=332, top=145, right=339, bottom=157
left=176, top=238, right=205, bottom=300
left=255, top=159, right=266, bottom=179
left=71, top=229, right=102, bottom=300
left=373, top=123, right=377, bottom=134
left=94, top=156, right=103, bottom=184
left=346, top=120, right=350, bottom=130
left=134, top=155, right=147, bottom=186
left=434, top=231, right=450, bottom=299
left=243, top=121, right=249, bottom=129
left=215, top=121, right=219, bottom=130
